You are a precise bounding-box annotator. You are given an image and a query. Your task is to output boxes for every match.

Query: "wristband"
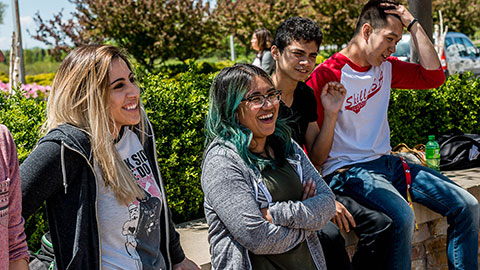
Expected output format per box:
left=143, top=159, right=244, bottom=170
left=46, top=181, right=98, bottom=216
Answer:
left=407, top=18, right=418, bottom=32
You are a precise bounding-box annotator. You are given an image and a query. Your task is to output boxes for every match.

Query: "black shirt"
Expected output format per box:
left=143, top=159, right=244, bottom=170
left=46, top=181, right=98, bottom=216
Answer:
left=279, top=81, right=318, bottom=147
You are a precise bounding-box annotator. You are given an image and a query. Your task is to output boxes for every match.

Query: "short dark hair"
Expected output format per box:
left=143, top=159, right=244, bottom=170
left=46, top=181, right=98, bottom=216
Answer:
left=354, top=0, right=401, bottom=35
left=273, top=16, right=323, bottom=53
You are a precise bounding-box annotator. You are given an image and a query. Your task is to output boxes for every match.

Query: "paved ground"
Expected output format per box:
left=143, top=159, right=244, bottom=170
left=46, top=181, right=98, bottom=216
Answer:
left=176, top=218, right=210, bottom=269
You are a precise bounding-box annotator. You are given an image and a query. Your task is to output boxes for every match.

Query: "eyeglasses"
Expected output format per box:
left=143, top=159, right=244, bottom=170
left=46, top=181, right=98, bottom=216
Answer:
left=241, top=90, right=282, bottom=108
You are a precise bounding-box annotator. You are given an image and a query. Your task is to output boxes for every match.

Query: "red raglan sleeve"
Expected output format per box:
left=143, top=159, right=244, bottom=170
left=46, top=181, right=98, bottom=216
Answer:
left=306, top=63, right=341, bottom=129
left=390, top=57, right=445, bottom=90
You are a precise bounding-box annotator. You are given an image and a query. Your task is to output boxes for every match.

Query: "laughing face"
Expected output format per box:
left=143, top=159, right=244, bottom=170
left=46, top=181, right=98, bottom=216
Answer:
left=364, top=16, right=403, bottom=66
left=272, top=39, right=319, bottom=82
left=108, top=58, right=141, bottom=137
left=237, top=76, right=279, bottom=143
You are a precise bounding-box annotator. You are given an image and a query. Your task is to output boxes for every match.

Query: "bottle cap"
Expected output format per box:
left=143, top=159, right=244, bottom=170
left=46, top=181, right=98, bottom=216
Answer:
left=428, top=135, right=435, bottom=140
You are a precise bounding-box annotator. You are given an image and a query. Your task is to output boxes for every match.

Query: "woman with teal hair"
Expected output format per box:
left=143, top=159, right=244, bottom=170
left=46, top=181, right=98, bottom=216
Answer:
left=201, top=63, right=336, bottom=270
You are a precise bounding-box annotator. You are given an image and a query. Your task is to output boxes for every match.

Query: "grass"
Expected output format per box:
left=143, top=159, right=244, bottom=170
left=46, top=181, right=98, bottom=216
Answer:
left=0, top=61, right=61, bottom=76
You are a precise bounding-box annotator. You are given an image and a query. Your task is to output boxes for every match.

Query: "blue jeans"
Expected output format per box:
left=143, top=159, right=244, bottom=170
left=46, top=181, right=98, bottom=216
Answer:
left=326, top=155, right=479, bottom=270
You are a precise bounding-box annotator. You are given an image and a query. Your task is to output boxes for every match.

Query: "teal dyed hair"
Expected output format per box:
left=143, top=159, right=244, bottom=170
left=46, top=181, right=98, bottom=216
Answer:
left=205, top=63, right=293, bottom=170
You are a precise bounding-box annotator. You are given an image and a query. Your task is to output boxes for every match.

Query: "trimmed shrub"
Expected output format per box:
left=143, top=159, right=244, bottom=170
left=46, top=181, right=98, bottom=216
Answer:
left=25, top=73, right=56, bottom=86
left=140, top=68, right=212, bottom=222
left=0, top=89, right=47, bottom=251
left=0, top=72, right=56, bottom=85
left=389, top=72, right=480, bottom=147
left=0, top=71, right=8, bottom=83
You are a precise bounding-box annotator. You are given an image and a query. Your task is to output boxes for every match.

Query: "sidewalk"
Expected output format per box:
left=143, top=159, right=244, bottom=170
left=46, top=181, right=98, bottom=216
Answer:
left=176, top=218, right=211, bottom=270
left=177, top=167, right=480, bottom=269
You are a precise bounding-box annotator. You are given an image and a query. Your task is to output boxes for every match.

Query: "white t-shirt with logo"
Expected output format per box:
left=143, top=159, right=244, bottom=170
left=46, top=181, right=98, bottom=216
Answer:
left=95, top=128, right=166, bottom=270
left=307, top=53, right=445, bottom=176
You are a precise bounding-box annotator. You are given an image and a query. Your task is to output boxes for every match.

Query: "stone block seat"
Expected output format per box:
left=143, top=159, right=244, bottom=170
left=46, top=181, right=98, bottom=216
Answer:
left=176, top=167, right=480, bottom=270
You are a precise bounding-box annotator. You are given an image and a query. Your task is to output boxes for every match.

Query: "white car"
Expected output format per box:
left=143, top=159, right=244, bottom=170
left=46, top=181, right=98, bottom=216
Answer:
left=392, top=32, right=480, bottom=76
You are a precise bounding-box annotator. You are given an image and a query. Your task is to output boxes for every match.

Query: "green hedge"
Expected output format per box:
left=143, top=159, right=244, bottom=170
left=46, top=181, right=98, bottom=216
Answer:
left=389, top=72, right=480, bottom=147
left=0, top=90, right=47, bottom=251
left=140, top=68, right=212, bottom=222
left=0, top=72, right=56, bottom=85
left=2, top=70, right=479, bottom=250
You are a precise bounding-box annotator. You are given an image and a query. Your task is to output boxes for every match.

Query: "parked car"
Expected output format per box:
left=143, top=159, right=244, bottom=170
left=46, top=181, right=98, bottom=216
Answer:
left=392, top=32, right=480, bottom=76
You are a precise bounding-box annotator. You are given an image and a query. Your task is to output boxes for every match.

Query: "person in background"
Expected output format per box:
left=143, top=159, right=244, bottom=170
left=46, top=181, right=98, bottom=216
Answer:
left=271, top=16, right=393, bottom=270
left=20, top=44, right=199, bottom=270
left=251, top=28, right=276, bottom=75
left=0, top=50, right=5, bottom=62
left=307, top=1, right=479, bottom=269
left=0, top=125, right=29, bottom=270
left=202, top=63, right=335, bottom=269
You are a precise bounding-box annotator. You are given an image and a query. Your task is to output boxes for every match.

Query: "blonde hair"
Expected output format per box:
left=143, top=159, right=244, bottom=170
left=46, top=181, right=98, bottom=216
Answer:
left=44, top=44, right=145, bottom=204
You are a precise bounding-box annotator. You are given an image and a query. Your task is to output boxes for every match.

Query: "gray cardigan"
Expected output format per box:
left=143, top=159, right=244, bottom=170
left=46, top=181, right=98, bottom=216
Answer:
left=201, top=138, right=336, bottom=270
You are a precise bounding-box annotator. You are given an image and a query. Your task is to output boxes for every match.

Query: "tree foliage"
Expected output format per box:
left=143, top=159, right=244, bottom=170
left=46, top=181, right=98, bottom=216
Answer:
left=213, top=0, right=309, bottom=49
left=309, top=0, right=364, bottom=47
left=432, top=0, right=480, bottom=37
left=30, top=9, right=91, bottom=61
left=0, top=2, right=6, bottom=24
left=32, top=0, right=220, bottom=68
left=30, top=0, right=480, bottom=67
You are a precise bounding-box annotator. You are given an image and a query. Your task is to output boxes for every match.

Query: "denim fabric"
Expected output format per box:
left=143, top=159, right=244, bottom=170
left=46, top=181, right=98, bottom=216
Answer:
left=326, top=155, right=479, bottom=270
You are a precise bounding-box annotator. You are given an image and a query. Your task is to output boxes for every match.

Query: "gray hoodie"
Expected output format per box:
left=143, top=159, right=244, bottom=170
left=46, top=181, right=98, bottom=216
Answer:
left=201, top=138, right=336, bottom=270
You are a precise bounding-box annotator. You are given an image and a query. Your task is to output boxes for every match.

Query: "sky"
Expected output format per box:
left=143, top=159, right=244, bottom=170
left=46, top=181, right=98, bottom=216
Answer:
left=0, top=0, right=75, bottom=50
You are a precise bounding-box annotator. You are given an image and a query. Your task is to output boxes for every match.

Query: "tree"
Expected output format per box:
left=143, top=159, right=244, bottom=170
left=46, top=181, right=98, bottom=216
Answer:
left=214, top=0, right=309, bottom=49
left=32, top=0, right=221, bottom=69
left=309, top=0, right=364, bottom=47
left=30, top=9, right=91, bottom=61
left=0, top=2, right=6, bottom=24
left=432, top=0, right=480, bottom=37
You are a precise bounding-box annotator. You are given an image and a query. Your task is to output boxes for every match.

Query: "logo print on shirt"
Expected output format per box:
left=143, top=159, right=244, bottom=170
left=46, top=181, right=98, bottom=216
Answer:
left=345, top=71, right=383, bottom=114
left=123, top=150, right=161, bottom=198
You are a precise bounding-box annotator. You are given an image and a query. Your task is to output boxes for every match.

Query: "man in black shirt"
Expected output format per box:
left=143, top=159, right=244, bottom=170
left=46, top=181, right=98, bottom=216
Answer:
left=271, top=16, right=393, bottom=269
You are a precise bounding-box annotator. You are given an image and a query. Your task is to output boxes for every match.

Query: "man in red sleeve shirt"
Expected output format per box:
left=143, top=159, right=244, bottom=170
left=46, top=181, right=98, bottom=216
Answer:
left=306, top=1, right=478, bottom=269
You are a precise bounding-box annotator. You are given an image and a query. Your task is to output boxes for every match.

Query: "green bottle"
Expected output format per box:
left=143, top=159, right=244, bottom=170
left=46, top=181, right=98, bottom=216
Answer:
left=426, top=135, right=440, bottom=171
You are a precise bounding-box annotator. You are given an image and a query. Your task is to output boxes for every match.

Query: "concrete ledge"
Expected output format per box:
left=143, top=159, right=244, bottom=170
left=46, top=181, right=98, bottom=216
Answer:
left=176, top=218, right=211, bottom=269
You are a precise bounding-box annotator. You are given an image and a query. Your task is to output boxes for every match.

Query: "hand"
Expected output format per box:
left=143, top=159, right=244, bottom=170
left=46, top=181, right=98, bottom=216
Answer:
left=301, top=178, right=317, bottom=201
left=320, top=82, right=346, bottom=116
left=381, top=2, right=415, bottom=28
left=173, top=257, right=201, bottom=270
left=331, top=201, right=356, bottom=232
left=260, top=207, right=273, bottom=223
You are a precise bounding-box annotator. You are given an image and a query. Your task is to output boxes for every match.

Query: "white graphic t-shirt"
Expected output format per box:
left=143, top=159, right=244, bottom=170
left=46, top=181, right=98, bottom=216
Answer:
left=96, top=128, right=166, bottom=270
left=307, top=53, right=445, bottom=176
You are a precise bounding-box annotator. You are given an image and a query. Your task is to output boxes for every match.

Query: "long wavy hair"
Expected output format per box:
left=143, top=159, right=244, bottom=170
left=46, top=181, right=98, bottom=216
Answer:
left=44, top=44, right=145, bottom=204
left=205, top=63, right=293, bottom=170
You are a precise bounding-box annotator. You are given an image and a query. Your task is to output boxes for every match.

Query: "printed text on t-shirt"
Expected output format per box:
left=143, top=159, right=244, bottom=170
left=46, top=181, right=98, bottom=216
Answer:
left=345, top=71, right=384, bottom=114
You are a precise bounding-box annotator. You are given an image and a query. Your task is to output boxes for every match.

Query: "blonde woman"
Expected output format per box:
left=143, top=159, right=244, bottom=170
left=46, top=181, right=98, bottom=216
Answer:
left=20, top=45, right=199, bottom=270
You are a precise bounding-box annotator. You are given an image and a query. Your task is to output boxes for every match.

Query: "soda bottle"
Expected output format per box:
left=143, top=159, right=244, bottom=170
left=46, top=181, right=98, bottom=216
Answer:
left=426, top=135, right=440, bottom=171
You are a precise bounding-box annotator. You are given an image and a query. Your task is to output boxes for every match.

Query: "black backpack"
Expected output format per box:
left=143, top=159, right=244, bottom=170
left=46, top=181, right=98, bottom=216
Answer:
left=437, top=132, right=480, bottom=171
left=28, top=232, right=55, bottom=270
